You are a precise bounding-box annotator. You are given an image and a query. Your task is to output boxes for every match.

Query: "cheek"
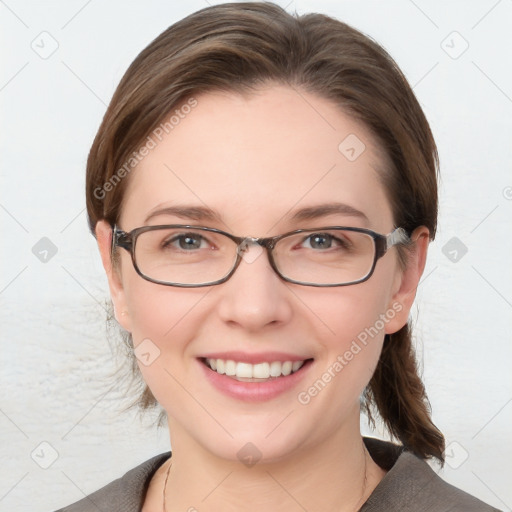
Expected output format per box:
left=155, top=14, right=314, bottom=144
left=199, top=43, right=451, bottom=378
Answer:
left=122, top=268, right=204, bottom=341
left=123, top=279, right=211, bottom=411
left=294, top=281, right=393, bottom=398
left=122, top=274, right=209, bottom=386
left=297, top=274, right=393, bottom=349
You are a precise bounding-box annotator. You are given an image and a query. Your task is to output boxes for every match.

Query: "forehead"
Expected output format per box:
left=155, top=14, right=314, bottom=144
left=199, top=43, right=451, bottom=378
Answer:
left=120, top=85, right=394, bottom=232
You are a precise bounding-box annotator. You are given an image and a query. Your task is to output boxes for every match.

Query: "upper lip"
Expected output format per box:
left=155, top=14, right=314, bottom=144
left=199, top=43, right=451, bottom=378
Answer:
left=198, top=351, right=312, bottom=364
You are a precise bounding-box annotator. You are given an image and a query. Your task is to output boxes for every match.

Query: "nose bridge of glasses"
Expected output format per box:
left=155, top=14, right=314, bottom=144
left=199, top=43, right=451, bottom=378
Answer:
left=236, top=237, right=270, bottom=264
left=237, top=236, right=260, bottom=252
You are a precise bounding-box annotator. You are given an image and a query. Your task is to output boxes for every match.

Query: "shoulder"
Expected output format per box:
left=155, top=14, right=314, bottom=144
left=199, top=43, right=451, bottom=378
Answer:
left=53, top=451, right=171, bottom=512
left=362, top=439, right=501, bottom=512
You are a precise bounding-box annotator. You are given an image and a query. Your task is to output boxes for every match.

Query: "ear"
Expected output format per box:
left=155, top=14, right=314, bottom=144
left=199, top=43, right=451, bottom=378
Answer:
left=95, top=220, right=132, bottom=332
left=384, top=226, right=430, bottom=334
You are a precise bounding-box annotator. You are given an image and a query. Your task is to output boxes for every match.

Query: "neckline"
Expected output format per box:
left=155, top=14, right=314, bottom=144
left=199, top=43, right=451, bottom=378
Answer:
left=139, top=437, right=405, bottom=510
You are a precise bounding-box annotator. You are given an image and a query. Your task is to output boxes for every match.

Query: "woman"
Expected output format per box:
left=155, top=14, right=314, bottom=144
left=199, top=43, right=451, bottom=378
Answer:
left=57, top=2, right=499, bottom=511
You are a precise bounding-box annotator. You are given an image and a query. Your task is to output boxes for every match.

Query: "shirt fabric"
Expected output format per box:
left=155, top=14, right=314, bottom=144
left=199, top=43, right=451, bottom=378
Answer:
left=54, top=438, right=501, bottom=512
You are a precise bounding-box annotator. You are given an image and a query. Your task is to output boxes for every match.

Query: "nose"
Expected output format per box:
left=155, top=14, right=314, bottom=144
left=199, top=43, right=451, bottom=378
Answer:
left=216, top=243, right=293, bottom=332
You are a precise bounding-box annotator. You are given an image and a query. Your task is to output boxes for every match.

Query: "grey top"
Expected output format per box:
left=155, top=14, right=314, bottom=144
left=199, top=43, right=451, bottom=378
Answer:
left=54, top=438, right=500, bottom=512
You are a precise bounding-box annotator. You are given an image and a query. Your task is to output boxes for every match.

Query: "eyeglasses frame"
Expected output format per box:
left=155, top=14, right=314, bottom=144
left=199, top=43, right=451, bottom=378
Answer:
left=111, top=224, right=411, bottom=288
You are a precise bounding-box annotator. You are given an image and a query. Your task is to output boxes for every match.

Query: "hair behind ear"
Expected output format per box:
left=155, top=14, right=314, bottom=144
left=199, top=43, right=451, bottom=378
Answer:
left=364, top=324, right=445, bottom=463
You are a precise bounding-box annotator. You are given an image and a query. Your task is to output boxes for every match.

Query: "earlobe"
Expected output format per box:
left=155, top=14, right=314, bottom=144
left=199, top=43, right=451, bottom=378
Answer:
left=95, top=220, right=132, bottom=331
left=384, top=226, right=430, bottom=335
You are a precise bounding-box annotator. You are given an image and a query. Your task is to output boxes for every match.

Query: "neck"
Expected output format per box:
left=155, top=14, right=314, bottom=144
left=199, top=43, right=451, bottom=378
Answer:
left=162, top=419, right=386, bottom=512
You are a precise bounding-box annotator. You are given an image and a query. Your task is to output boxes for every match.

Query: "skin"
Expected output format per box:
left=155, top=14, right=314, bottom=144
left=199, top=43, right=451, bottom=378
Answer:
left=96, top=85, right=429, bottom=512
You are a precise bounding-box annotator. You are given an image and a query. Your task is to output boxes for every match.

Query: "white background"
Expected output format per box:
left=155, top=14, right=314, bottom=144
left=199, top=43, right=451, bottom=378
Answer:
left=1, top=1, right=511, bottom=511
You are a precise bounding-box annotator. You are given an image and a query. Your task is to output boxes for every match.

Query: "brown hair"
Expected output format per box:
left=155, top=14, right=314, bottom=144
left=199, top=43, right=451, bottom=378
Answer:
left=86, top=2, right=444, bottom=462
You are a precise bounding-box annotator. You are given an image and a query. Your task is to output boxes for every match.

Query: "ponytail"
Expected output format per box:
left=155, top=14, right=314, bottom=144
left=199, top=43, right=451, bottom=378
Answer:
left=364, top=324, right=445, bottom=463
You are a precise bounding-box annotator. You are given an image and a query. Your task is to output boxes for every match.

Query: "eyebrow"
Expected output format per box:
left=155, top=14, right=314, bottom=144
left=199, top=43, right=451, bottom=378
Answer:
left=290, top=202, right=370, bottom=225
left=144, top=205, right=221, bottom=224
left=144, top=202, right=370, bottom=227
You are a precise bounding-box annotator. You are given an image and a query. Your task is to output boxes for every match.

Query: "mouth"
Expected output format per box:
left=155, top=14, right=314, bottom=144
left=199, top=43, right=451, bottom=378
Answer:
left=201, top=357, right=312, bottom=382
left=197, top=350, right=314, bottom=401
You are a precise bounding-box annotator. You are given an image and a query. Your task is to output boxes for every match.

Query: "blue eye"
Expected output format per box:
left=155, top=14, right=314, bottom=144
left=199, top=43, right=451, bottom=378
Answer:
left=302, top=233, right=345, bottom=250
left=165, top=233, right=208, bottom=250
left=307, top=234, right=332, bottom=249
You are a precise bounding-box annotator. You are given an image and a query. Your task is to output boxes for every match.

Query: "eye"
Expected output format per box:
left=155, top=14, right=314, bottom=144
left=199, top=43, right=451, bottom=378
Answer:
left=164, top=233, right=209, bottom=251
left=302, top=233, right=346, bottom=250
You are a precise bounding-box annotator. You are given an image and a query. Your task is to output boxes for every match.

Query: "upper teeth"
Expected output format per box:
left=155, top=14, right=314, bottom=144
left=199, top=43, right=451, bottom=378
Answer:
left=205, top=358, right=305, bottom=379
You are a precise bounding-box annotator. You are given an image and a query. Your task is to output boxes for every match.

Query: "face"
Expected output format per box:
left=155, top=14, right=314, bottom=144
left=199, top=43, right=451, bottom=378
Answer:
left=97, top=85, right=426, bottom=464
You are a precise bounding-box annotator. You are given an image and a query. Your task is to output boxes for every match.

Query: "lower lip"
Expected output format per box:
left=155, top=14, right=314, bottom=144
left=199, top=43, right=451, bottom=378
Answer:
left=198, top=359, right=313, bottom=402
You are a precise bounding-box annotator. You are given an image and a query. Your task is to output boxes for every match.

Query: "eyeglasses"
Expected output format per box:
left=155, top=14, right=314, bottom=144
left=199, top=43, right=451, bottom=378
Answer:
left=111, top=224, right=411, bottom=288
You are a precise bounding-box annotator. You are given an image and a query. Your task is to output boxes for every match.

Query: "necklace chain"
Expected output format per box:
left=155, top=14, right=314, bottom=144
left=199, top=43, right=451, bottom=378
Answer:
left=162, top=460, right=172, bottom=512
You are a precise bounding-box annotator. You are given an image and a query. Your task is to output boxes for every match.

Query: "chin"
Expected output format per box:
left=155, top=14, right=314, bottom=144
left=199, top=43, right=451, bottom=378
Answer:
left=192, top=406, right=324, bottom=464
left=206, top=431, right=308, bottom=467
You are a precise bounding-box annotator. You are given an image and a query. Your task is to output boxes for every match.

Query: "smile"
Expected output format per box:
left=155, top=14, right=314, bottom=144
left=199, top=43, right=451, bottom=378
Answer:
left=204, top=358, right=306, bottom=381
left=198, top=352, right=314, bottom=401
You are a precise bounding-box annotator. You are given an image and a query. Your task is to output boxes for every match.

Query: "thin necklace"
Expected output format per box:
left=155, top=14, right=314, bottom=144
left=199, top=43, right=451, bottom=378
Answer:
left=162, top=460, right=172, bottom=512
left=162, top=451, right=368, bottom=512
left=353, top=450, right=368, bottom=512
